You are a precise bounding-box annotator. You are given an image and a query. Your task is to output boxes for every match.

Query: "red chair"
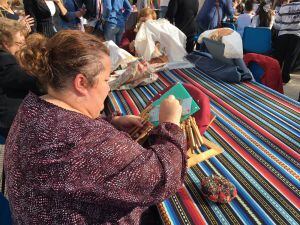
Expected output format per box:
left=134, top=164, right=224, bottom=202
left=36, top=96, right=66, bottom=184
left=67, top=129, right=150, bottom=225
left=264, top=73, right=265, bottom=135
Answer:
left=244, top=53, right=284, bottom=93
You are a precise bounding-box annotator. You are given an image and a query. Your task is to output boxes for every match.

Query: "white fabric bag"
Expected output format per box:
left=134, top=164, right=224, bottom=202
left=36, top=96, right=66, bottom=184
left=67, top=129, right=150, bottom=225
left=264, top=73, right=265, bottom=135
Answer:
left=135, top=19, right=187, bottom=62
left=198, top=28, right=244, bottom=59
left=104, top=41, right=137, bottom=71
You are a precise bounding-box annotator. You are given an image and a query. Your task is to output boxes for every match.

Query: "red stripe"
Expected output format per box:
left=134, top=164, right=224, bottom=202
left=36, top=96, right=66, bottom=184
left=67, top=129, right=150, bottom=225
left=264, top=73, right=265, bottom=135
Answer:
left=121, top=91, right=140, bottom=115
left=245, top=83, right=300, bottom=113
left=158, top=72, right=173, bottom=87
left=211, top=123, right=300, bottom=208
left=173, top=69, right=300, bottom=160
left=178, top=187, right=207, bottom=225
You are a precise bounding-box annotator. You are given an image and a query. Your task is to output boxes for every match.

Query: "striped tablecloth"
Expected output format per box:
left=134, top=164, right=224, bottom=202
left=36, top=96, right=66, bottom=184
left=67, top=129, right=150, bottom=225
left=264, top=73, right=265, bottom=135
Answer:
left=104, top=67, right=300, bottom=225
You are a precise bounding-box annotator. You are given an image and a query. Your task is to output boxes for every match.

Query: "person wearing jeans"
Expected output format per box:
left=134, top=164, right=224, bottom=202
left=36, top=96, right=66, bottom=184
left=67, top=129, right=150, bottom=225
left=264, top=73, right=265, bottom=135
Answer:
left=102, top=0, right=132, bottom=45
left=159, top=0, right=170, bottom=18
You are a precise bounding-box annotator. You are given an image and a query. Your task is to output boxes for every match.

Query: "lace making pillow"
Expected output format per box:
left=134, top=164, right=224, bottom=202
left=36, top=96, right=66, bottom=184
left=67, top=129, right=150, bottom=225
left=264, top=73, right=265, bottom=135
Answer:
left=201, top=175, right=237, bottom=203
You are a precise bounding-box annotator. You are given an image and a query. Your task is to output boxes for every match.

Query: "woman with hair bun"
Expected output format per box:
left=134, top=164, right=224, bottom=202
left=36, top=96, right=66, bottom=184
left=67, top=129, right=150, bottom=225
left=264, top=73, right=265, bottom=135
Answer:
left=4, top=29, right=187, bottom=224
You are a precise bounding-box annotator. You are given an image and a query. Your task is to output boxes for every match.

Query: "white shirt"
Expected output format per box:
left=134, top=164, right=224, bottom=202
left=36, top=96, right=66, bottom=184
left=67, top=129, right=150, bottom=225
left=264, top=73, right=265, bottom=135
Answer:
left=237, top=13, right=253, bottom=37
left=45, top=0, right=56, bottom=16
left=160, top=0, right=170, bottom=7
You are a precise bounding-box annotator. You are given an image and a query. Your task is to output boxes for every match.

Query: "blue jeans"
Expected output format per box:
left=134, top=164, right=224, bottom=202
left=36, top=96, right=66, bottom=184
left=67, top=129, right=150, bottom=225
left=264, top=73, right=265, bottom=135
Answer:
left=103, top=22, right=124, bottom=46
left=159, top=6, right=168, bottom=18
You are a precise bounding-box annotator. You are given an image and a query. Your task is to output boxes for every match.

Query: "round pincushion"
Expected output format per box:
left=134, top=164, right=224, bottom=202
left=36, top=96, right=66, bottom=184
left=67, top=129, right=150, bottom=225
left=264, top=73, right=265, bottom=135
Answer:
left=201, top=175, right=237, bottom=203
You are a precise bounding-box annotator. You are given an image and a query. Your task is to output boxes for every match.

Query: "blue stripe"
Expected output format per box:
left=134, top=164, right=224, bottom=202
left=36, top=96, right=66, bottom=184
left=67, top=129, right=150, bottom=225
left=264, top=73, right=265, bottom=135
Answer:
left=205, top=131, right=299, bottom=225
left=211, top=102, right=300, bottom=174
left=163, top=200, right=182, bottom=225
left=237, top=84, right=300, bottom=124
left=251, top=82, right=300, bottom=107
left=214, top=80, right=300, bottom=132
left=111, top=92, right=127, bottom=114
left=208, top=158, right=277, bottom=225
left=187, top=73, right=300, bottom=147
left=217, top=114, right=300, bottom=187
left=187, top=169, right=231, bottom=225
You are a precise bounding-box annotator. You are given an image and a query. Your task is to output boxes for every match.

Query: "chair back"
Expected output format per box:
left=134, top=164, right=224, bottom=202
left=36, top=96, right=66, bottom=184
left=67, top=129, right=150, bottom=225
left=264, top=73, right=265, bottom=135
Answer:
left=243, top=27, right=272, bottom=54
left=248, top=62, right=265, bottom=83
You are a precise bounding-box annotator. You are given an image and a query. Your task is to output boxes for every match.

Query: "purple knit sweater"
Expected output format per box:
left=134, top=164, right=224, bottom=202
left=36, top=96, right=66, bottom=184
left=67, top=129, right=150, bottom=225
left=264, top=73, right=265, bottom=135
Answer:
left=4, top=93, right=187, bottom=225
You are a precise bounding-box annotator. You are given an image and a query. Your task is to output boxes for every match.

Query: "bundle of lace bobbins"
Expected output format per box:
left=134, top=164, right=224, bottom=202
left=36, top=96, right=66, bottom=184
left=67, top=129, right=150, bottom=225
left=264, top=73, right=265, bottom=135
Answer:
left=181, top=117, right=204, bottom=156
left=129, top=105, right=204, bottom=153
left=129, top=105, right=154, bottom=144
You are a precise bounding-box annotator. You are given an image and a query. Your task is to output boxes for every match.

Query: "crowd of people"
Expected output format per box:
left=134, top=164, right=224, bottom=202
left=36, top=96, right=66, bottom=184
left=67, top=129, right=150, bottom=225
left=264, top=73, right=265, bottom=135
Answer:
left=0, top=0, right=299, bottom=224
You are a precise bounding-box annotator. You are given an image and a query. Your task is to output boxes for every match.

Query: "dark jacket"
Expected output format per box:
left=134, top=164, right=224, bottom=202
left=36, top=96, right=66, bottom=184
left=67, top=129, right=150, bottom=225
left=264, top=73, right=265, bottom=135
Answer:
left=82, top=0, right=97, bottom=19
left=24, top=0, right=73, bottom=37
left=0, top=50, right=40, bottom=137
left=165, top=0, right=199, bottom=37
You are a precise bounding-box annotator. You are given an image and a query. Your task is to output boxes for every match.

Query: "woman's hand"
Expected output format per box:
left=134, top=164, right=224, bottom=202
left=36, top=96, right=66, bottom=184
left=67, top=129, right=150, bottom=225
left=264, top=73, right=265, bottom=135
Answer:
left=19, top=15, right=34, bottom=32
left=159, top=95, right=182, bottom=126
left=111, top=115, right=143, bottom=131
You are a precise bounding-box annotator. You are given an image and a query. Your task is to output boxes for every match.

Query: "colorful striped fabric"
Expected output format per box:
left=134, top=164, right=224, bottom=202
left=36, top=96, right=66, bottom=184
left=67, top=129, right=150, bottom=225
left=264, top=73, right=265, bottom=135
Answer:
left=104, top=67, right=300, bottom=225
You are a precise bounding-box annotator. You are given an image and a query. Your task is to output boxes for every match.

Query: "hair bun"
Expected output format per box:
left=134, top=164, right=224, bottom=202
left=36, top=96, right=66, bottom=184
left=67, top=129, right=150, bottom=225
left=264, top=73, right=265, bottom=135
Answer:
left=16, top=33, right=52, bottom=87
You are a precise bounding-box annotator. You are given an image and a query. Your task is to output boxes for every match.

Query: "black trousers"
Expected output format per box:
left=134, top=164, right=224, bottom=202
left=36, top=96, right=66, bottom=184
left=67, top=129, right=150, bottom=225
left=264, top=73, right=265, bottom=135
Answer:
left=186, top=35, right=196, bottom=53
left=274, top=34, right=300, bottom=83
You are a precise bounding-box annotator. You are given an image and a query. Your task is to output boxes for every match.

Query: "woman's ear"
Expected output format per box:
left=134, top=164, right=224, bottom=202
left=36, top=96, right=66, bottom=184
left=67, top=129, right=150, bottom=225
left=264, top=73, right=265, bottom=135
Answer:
left=2, top=42, right=10, bottom=52
left=73, top=73, right=89, bottom=95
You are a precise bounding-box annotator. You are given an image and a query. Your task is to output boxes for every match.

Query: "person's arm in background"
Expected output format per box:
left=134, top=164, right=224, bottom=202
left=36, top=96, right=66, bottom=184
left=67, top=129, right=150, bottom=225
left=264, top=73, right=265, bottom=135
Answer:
left=165, top=0, right=178, bottom=24
left=224, top=0, right=234, bottom=19
left=269, top=12, right=275, bottom=29
left=123, top=0, right=132, bottom=21
left=23, top=0, right=37, bottom=32
left=62, top=0, right=85, bottom=22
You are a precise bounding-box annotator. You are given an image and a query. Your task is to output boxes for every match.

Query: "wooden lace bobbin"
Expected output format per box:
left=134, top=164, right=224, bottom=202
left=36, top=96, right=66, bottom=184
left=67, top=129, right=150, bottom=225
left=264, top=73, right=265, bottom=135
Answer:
left=184, top=117, right=223, bottom=168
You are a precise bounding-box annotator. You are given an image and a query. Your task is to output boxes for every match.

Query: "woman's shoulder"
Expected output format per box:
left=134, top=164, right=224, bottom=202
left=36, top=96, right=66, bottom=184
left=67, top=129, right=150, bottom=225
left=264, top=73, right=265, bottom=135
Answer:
left=15, top=93, right=115, bottom=143
left=0, top=50, right=17, bottom=67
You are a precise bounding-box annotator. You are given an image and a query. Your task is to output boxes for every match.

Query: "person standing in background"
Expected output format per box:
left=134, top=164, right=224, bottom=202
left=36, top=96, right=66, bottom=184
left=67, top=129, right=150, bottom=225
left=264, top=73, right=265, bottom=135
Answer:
left=0, top=0, right=34, bottom=31
left=83, top=0, right=102, bottom=33
left=273, top=0, right=300, bottom=83
left=23, top=0, right=76, bottom=37
left=236, top=0, right=253, bottom=37
left=165, top=0, right=199, bottom=53
left=196, top=0, right=234, bottom=33
left=102, top=0, right=132, bottom=45
left=159, top=0, right=169, bottom=18
left=61, top=0, right=86, bottom=30
left=251, top=0, right=275, bottom=28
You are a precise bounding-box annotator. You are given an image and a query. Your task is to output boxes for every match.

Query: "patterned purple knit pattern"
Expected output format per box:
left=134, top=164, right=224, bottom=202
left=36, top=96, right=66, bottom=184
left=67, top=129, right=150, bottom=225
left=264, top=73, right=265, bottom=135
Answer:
left=4, top=93, right=187, bottom=224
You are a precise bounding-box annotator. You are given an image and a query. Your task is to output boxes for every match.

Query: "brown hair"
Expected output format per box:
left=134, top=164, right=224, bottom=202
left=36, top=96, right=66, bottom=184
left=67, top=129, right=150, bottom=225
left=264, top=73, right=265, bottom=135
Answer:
left=17, top=30, right=109, bottom=90
left=256, top=1, right=272, bottom=27
left=0, top=17, right=28, bottom=50
left=138, top=8, right=157, bottom=21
